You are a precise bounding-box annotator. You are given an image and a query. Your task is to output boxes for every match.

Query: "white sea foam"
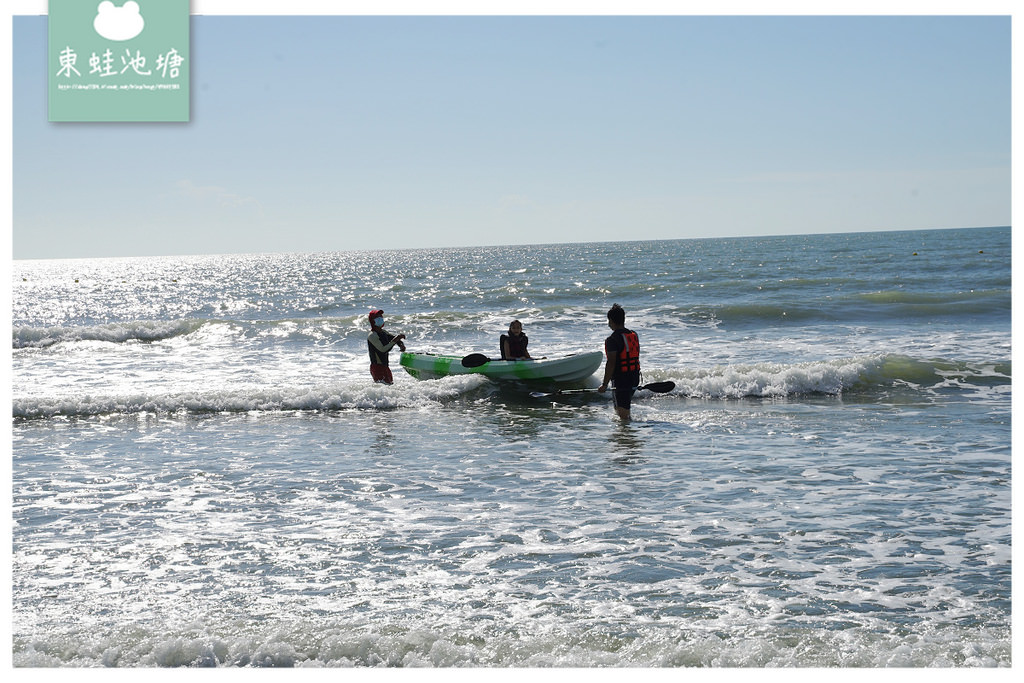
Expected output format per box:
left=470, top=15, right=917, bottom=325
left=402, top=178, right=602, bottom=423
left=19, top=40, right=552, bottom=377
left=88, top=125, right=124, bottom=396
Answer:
left=13, top=351, right=1009, bottom=419
left=653, top=353, right=1010, bottom=399
left=10, top=611, right=1010, bottom=667
left=13, top=374, right=487, bottom=418
left=12, top=319, right=205, bottom=348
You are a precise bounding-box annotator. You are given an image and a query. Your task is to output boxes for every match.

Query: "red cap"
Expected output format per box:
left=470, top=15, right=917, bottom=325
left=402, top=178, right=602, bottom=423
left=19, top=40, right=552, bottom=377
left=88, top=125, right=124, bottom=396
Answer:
left=368, top=309, right=384, bottom=326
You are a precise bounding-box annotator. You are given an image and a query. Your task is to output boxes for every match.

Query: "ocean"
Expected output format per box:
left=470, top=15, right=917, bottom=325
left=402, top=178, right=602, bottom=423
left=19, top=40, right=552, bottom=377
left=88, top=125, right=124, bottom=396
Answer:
left=10, top=226, right=1011, bottom=667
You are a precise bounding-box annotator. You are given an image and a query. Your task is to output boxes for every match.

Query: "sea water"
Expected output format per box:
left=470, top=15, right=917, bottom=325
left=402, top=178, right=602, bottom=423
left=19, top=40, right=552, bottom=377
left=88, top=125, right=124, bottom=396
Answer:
left=10, top=226, right=1011, bottom=667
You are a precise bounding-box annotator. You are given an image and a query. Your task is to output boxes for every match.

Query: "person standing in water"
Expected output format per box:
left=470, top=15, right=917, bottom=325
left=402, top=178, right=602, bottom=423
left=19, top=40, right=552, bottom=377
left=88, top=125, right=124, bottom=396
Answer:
left=598, top=303, right=640, bottom=420
left=499, top=320, right=533, bottom=360
left=367, top=309, right=406, bottom=384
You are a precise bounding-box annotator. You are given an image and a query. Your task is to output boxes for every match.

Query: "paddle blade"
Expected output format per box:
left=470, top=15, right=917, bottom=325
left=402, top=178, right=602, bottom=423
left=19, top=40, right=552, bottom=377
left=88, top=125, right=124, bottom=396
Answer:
left=642, top=381, right=675, bottom=393
left=461, top=353, right=490, bottom=368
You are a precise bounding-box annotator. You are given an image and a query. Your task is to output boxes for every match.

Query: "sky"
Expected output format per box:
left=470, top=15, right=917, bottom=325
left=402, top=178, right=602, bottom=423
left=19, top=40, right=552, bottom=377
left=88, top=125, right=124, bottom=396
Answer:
left=5, top=2, right=1014, bottom=259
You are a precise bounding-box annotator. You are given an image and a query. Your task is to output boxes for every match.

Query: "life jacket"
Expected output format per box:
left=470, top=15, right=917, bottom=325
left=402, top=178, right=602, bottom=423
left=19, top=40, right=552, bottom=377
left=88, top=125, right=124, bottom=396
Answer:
left=499, top=333, right=528, bottom=360
left=615, top=329, right=640, bottom=376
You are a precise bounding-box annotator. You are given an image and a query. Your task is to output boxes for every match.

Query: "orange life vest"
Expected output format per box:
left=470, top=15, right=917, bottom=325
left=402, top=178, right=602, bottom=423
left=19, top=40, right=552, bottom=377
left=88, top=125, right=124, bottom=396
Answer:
left=616, top=329, right=640, bottom=375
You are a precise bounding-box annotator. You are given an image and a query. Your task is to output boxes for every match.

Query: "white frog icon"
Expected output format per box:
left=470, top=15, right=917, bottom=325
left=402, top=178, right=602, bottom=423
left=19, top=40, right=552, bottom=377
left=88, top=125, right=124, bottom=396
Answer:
left=93, top=1, right=145, bottom=42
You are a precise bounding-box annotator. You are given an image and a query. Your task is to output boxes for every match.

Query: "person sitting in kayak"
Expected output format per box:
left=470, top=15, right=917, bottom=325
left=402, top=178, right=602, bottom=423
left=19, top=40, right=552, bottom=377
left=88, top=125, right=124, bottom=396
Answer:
left=499, top=320, right=533, bottom=360
left=367, top=309, right=406, bottom=384
left=599, top=303, right=640, bottom=420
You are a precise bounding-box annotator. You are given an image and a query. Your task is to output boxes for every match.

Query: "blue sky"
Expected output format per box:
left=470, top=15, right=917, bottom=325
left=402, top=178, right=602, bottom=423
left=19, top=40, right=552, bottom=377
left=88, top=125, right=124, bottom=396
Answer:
left=9, top=9, right=1012, bottom=259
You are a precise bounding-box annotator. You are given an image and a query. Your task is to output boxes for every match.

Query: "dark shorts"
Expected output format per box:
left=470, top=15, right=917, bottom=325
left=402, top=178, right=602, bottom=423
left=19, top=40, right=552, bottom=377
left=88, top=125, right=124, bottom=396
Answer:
left=612, top=385, right=636, bottom=409
left=370, top=364, right=394, bottom=384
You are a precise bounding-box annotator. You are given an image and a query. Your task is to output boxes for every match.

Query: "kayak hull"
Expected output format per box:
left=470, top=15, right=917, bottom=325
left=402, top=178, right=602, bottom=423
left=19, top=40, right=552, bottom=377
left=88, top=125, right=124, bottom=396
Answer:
left=399, top=351, right=603, bottom=383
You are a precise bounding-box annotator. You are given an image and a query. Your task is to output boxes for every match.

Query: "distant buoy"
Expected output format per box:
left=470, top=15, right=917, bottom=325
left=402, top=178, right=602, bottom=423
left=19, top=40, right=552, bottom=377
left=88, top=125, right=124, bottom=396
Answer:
left=979, top=250, right=984, bottom=254
left=912, top=252, right=918, bottom=256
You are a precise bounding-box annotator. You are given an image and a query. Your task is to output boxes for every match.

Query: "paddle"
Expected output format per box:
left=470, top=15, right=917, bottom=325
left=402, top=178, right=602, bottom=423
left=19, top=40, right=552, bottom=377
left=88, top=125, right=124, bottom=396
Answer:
left=530, top=381, right=675, bottom=398
left=461, top=353, right=491, bottom=368
left=462, top=353, right=545, bottom=367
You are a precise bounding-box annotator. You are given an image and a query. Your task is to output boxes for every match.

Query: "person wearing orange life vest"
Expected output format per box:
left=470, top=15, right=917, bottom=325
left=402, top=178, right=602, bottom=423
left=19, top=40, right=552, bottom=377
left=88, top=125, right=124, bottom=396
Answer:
left=367, top=309, right=406, bottom=384
left=598, top=303, right=641, bottom=420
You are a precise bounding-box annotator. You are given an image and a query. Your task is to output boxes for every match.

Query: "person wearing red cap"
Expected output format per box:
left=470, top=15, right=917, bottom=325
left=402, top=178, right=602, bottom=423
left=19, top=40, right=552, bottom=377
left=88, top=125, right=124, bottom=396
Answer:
left=367, top=309, right=406, bottom=384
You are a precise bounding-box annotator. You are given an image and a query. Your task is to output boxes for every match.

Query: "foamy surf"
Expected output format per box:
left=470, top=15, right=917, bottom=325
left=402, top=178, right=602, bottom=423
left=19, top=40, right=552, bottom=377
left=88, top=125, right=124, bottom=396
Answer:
left=12, top=353, right=1009, bottom=418
left=649, top=354, right=1009, bottom=399
left=13, top=319, right=206, bottom=349
left=13, top=374, right=489, bottom=418
left=12, top=620, right=1009, bottom=667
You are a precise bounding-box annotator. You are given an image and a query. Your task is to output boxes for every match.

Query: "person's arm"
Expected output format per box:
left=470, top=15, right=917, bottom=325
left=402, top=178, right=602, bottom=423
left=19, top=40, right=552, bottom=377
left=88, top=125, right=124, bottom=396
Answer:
left=598, top=338, right=614, bottom=392
left=370, top=331, right=406, bottom=353
left=599, top=358, right=614, bottom=392
left=501, top=337, right=511, bottom=360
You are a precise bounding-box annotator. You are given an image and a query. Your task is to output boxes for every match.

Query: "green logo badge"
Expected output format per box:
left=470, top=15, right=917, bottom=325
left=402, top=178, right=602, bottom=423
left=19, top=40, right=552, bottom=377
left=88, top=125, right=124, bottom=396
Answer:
left=49, top=1, right=190, bottom=122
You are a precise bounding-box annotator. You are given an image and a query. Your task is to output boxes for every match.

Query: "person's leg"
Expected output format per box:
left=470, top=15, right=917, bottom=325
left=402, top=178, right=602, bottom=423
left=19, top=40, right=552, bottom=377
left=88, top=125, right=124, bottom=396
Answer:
left=613, top=387, right=634, bottom=421
left=370, top=364, right=394, bottom=384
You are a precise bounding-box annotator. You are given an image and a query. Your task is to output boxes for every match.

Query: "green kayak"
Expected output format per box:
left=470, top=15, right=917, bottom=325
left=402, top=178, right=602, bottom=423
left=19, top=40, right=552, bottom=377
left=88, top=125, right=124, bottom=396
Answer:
left=399, top=351, right=603, bottom=383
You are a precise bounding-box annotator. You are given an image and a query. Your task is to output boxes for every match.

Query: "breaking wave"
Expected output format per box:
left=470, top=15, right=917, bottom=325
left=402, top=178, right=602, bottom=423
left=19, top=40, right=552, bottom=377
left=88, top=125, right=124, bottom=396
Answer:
left=12, top=619, right=1009, bottom=667
left=12, top=375, right=488, bottom=419
left=657, top=354, right=1010, bottom=400
left=12, top=354, right=1008, bottom=419
left=695, top=288, right=1010, bottom=328
left=13, top=319, right=207, bottom=349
